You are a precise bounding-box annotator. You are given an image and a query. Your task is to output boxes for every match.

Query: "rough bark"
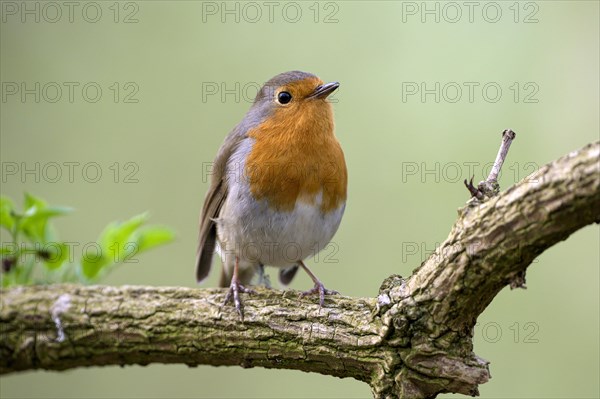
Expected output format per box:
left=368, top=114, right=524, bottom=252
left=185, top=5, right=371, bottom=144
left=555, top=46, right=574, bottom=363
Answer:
left=1, top=141, right=599, bottom=398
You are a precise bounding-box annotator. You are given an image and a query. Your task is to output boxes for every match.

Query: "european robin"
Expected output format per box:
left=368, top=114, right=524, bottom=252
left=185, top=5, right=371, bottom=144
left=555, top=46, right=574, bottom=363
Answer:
left=196, top=71, right=347, bottom=317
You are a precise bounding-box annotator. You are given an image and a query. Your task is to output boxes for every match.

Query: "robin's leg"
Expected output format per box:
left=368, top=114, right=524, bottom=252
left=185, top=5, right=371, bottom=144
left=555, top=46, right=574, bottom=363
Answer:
left=298, top=261, right=339, bottom=307
left=223, top=256, right=256, bottom=318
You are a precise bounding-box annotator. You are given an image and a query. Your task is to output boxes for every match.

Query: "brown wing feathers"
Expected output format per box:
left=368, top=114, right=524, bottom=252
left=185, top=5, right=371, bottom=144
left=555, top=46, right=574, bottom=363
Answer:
left=195, top=179, right=226, bottom=282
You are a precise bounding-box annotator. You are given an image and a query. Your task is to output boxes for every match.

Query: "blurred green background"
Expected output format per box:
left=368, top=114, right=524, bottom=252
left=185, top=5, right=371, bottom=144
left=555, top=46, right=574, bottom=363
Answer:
left=1, top=1, right=598, bottom=398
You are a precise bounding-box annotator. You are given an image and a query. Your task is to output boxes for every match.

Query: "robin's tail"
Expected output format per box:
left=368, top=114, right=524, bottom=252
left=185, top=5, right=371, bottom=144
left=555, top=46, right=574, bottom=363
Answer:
left=279, top=265, right=299, bottom=285
left=196, top=223, right=217, bottom=283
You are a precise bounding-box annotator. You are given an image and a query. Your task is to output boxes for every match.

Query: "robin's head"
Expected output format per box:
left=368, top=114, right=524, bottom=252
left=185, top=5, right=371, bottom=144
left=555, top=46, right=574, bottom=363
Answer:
left=243, top=71, right=339, bottom=133
left=254, top=71, right=339, bottom=107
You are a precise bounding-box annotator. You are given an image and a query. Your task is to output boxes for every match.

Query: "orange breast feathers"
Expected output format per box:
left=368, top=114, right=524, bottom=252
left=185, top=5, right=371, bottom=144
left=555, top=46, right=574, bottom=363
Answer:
left=245, top=100, right=347, bottom=213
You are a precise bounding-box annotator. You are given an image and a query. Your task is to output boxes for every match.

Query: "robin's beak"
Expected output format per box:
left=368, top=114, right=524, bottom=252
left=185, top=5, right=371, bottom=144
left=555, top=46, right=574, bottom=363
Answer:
left=308, top=82, right=339, bottom=99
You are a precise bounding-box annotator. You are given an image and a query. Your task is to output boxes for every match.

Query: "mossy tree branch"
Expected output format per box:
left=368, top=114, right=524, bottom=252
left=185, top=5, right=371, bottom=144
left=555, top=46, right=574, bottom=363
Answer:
left=1, top=140, right=599, bottom=399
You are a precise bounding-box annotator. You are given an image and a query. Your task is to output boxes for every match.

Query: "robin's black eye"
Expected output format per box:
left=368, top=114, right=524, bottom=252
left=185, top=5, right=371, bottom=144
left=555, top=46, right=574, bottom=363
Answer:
left=277, top=91, right=292, bottom=104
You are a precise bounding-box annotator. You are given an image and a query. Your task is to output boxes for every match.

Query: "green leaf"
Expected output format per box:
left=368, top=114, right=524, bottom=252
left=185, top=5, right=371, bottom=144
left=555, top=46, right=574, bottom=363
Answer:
left=1, top=268, right=16, bottom=288
left=1, top=241, right=19, bottom=258
left=39, top=242, right=69, bottom=270
left=0, top=195, right=16, bottom=232
left=1, top=246, right=17, bottom=256
left=80, top=246, right=112, bottom=280
left=82, top=213, right=149, bottom=280
left=80, top=213, right=175, bottom=282
left=20, top=193, right=72, bottom=243
left=134, top=226, right=176, bottom=253
left=99, top=213, right=148, bottom=261
left=24, top=192, right=47, bottom=212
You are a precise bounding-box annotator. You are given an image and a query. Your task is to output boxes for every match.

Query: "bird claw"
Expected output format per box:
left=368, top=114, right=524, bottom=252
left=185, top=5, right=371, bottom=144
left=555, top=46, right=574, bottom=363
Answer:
left=300, top=283, right=339, bottom=308
left=223, top=281, right=256, bottom=319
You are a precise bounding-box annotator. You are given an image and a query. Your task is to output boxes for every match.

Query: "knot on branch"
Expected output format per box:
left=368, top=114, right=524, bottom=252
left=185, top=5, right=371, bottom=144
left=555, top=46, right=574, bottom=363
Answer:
left=374, top=276, right=491, bottom=398
left=393, top=352, right=489, bottom=398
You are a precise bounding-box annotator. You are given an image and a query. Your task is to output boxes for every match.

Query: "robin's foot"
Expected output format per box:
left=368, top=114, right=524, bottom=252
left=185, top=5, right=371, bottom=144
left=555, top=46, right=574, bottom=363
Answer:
left=223, top=279, right=256, bottom=319
left=300, top=282, right=339, bottom=307
left=297, top=261, right=338, bottom=307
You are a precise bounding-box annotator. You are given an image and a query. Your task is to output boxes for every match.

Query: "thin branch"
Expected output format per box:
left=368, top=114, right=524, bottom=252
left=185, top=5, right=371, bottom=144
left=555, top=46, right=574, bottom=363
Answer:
left=464, top=128, right=516, bottom=199
left=1, top=141, right=599, bottom=399
left=487, top=129, right=516, bottom=183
